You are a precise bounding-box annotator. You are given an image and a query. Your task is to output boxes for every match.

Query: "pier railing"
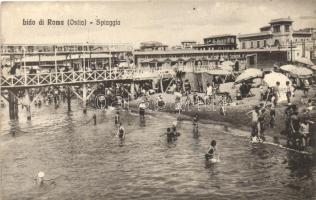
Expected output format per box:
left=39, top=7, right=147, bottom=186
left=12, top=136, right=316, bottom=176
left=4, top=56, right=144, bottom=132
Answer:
left=1, top=69, right=134, bottom=88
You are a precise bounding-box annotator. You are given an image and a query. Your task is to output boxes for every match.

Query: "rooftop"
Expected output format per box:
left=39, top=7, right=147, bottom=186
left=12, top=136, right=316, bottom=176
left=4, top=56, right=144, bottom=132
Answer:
left=181, top=41, right=197, bottom=43
left=293, top=31, right=313, bottom=35
left=269, top=18, right=293, bottom=24
left=134, top=48, right=288, bottom=55
left=204, top=34, right=236, bottom=39
left=238, top=31, right=272, bottom=39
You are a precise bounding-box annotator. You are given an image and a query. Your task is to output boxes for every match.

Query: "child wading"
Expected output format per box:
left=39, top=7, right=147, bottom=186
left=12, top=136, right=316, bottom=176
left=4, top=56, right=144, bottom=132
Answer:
left=205, top=140, right=217, bottom=160
left=117, top=123, right=125, bottom=140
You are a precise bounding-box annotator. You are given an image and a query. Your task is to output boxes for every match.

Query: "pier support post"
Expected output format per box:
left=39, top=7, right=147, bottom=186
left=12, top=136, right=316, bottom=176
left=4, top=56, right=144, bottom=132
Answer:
left=25, top=89, right=31, bottom=120
left=67, top=87, right=71, bottom=112
left=82, top=84, right=87, bottom=114
left=8, top=90, right=19, bottom=120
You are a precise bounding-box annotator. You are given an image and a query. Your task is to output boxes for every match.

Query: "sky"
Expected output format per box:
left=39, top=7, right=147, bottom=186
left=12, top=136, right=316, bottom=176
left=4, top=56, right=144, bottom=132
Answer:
left=1, top=0, right=316, bottom=48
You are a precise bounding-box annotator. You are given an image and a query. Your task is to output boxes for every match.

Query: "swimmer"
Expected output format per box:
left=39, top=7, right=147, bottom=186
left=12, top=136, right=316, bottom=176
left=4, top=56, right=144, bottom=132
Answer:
left=171, top=126, right=180, bottom=137
left=114, top=111, right=120, bottom=125
left=205, top=140, right=217, bottom=160
left=36, top=171, right=45, bottom=185
left=251, top=136, right=261, bottom=143
left=116, top=123, right=125, bottom=140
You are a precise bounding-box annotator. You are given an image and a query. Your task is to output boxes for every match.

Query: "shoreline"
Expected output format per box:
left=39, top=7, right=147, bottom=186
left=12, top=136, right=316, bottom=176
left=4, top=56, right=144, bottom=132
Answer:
left=128, top=88, right=316, bottom=154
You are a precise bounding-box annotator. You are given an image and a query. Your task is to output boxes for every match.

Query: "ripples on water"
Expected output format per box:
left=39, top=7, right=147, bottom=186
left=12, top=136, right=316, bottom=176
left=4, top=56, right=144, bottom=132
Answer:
left=0, top=103, right=315, bottom=200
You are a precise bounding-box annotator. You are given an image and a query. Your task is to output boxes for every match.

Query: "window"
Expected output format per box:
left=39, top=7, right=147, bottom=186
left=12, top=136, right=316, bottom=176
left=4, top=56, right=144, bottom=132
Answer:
left=242, top=42, right=245, bottom=49
left=257, top=41, right=260, bottom=48
left=273, top=25, right=280, bottom=33
left=285, top=25, right=290, bottom=32
left=263, top=40, right=267, bottom=47
left=250, top=41, right=253, bottom=48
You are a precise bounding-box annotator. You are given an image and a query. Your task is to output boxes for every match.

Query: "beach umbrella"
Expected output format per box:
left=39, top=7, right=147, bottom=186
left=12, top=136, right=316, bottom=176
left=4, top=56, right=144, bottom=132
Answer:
left=295, top=57, right=314, bottom=66
left=235, top=68, right=263, bottom=84
left=309, top=65, right=316, bottom=71
left=218, top=65, right=233, bottom=71
left=263, top=72, right=291, bottom=87
left=280, top=64, right=313, bottom=78
left=263, top=72, right=294, bottom=102
left=291, top=67, right=313, bottom=78
left=280, top=64, right=297, bottom=72
left=222, top=61, right=235, bottom=66
left=219, top=82, right=236, bottom=94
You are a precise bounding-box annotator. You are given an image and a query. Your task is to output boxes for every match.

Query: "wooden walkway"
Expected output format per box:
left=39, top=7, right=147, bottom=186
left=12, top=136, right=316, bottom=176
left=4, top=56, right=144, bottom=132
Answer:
left=0, top=69, right=134, bottom=89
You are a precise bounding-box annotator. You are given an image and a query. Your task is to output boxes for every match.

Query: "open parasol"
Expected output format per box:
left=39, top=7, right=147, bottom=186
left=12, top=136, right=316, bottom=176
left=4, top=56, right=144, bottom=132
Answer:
left=295, top=57, right=314, bottom=66
left=235, top=68, right=263, bottom=84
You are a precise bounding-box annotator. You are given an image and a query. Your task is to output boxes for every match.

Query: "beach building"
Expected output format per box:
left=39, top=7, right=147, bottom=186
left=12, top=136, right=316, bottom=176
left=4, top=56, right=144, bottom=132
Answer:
left=139, top=41, right=168, bottom=51
left=193, top=34, right=237, bottom=50
left=181, top=41, right=197, bottom=49
left=238, top=17, right=315, bottom=61
left=0, top=43, right=133, bottom=72
left=134, top=49, right=288, bottom=71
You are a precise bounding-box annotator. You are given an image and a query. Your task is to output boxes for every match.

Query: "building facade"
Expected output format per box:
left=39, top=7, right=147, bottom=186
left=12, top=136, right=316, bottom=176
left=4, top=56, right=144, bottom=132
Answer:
left=181, top=41, right=197, bottom=49
left=238, top=18, right=313, bottom=50
left=193, top=34, right=237, bottom=50
left=139, top=41, right=168, bottom=51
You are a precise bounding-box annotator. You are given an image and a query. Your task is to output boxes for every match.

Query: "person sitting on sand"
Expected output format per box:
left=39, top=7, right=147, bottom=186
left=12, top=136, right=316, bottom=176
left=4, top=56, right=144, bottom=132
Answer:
left=205, top=140, right=217, bottom=160
left=116, top=123, right=125, bottom=139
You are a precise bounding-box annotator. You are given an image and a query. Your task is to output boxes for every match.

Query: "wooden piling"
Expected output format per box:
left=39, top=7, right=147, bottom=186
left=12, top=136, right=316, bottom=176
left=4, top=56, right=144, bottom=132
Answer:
left=8, top=91, right=19, bottom=120
left=25, top=89, right=31, bottom=120
left=82, top=84, right=87, bottom=113
left=67, top=87, right=71, bottom=112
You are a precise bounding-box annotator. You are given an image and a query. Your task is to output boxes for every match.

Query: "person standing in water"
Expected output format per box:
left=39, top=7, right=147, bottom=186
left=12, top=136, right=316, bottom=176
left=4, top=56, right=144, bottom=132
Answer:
left=114, top=111, right=120, bottom=125
left=139, top=100, right=147, bottom=121
left=205, top=140, right=217, bottom=160
left=93, top=114, right=97, bottom=125
left=116, top=123, right=125, bottom=140
left=193, top=113, right=199, bottom=136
